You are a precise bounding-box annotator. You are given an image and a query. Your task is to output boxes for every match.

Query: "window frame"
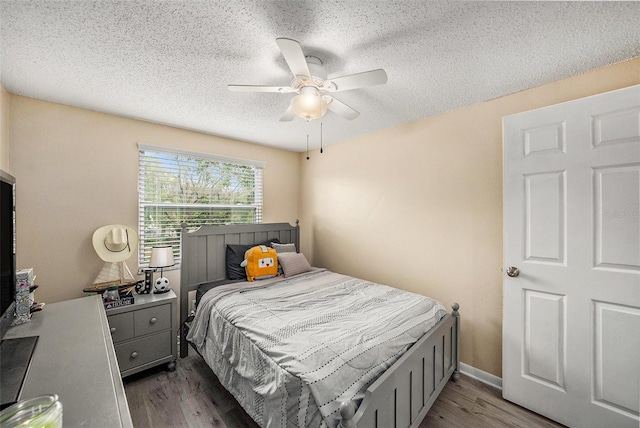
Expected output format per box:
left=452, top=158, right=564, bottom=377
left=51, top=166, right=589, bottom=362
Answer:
left=137, top=143, right=265, bottom=269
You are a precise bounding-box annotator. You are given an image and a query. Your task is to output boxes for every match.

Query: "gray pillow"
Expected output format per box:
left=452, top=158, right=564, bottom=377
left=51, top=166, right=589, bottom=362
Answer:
left=278, top=252, right=312, bottom=277
left=271, top=242, right=296, bottom=253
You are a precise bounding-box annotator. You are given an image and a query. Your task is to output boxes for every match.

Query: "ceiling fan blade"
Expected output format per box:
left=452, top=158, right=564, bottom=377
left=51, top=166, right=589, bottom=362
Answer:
left=279, top=105, right=296, bottom=122
left=326, top=97, right=360, bottom=120
left=276, top=38, right=312, bottom=78
left=326, top=69, right=387, bottom=92
left=228, top=84, right=294, bottom=93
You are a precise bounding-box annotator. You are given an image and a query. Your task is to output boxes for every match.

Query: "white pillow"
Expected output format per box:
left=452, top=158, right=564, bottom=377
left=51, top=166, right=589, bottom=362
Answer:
left=277, top=252, right=312, bottom=277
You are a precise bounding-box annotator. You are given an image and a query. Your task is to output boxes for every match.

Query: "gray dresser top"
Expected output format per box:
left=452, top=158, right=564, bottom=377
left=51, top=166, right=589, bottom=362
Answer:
left=4, top=295, right=132, bottom=427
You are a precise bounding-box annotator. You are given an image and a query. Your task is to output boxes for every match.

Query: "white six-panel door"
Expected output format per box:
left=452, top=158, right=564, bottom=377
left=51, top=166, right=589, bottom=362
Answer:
left=503, top=85, right=640, bottom=428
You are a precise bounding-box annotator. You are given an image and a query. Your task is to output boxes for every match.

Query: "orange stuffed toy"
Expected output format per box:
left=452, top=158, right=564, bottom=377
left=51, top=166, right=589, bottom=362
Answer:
left=240, top=245, right=279, bottom=281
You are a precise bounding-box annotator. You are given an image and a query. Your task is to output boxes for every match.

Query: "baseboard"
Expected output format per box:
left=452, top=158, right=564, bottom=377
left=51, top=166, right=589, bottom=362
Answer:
left=459, top=362, right=503, bottom=391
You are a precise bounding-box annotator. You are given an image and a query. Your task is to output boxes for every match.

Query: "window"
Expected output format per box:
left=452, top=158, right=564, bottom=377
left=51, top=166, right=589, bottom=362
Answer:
left=138, top=144, right=264, bottom=267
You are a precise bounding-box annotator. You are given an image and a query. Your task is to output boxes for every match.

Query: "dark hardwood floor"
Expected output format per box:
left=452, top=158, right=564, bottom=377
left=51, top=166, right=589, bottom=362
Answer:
left=123, top=354, right=565, bottom=427
left=420, top=374, right=565, bottom=428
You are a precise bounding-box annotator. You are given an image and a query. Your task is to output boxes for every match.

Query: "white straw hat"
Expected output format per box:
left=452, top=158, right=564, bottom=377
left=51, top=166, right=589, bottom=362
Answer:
left=92, top=225, right=139, bottom=262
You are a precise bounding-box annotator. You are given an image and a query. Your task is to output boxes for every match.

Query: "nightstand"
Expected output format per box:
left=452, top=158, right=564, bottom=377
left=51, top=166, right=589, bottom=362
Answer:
left=105, top=290, right=177, bottom=377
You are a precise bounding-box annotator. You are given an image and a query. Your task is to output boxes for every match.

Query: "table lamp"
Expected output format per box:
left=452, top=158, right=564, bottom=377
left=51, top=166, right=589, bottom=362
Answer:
left=149, top=246, right=175, bottom=294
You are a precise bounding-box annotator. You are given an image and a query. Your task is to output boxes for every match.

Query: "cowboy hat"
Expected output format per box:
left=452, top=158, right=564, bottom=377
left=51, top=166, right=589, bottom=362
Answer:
left=92, top=224, right=139, bottom=262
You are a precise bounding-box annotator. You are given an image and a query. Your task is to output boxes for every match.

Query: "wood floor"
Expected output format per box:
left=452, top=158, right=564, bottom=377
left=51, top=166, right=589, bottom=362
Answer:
left=123, top=354, right=565, bottom=428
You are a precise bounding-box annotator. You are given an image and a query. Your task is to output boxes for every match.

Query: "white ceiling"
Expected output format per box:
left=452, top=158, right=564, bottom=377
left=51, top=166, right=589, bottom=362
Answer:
left=1, top=1, right=639, bottom=152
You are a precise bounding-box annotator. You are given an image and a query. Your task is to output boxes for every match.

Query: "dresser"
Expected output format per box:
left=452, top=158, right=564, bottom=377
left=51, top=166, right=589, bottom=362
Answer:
left=106, top=290, right=177, bottom=377
left=3, top=295, right=133, bottom=427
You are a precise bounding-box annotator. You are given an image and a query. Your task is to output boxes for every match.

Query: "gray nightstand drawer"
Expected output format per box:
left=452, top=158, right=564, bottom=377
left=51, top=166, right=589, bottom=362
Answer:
left=134, top=304, right=170, bottom=336
left=114, top=330, right=172, bottom=372
left=107, top=312, right=134, bottom=343
left=105, top=290, right=177, bottom=378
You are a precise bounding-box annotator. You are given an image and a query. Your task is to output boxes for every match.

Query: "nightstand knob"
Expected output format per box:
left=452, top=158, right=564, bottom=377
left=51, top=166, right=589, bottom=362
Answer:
left=131, top=351, right=138, bottom=359
left=110, top=327, right=116, bottom=334
left=150, top=317, right=157, bottom=324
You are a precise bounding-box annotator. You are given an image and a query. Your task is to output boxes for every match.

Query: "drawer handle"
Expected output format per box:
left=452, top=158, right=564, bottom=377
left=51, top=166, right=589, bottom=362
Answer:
left=110, top=327, right=116, bottom=334
left=150, top=317, right=157, bottom=324
left=131, top=351, right=138, bottom=359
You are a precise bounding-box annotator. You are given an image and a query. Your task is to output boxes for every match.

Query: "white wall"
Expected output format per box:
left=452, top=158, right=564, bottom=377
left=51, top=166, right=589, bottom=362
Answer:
left=0, top=85, right=10, bottom=172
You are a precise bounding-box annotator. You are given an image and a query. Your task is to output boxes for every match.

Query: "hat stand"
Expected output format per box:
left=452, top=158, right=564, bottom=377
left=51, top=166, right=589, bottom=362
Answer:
left=92, top=261, right=135, bottom=286
left=83, top=261, right=137, bottom=295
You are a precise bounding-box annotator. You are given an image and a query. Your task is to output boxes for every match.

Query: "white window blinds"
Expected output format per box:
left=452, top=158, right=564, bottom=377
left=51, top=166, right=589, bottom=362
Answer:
left=138, top=144, right=264, bottom=267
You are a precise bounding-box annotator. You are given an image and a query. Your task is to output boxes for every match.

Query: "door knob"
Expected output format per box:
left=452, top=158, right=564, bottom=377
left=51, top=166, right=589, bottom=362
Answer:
left=506, top=266, right=520, bottom=277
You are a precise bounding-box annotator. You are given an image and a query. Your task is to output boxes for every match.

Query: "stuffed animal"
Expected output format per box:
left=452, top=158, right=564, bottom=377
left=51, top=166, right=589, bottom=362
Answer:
left=240, top=245, right=279, bottom=282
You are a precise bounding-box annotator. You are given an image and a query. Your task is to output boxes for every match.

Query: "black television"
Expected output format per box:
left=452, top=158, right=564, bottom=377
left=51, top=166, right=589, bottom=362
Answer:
left=0, top=169, right=38, bottom=410
left=0, top=169, right=16, bottom=339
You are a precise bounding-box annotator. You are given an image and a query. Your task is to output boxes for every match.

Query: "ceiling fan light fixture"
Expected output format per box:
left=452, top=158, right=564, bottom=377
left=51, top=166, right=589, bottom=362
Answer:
left=230, top=38, right=387, bottom=122
left=291, top=87, right=327, bottom=121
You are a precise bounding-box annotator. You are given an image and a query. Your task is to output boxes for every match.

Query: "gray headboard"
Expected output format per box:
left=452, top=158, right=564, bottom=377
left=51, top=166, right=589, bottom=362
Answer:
left=179, top=220, right=299, bottom=356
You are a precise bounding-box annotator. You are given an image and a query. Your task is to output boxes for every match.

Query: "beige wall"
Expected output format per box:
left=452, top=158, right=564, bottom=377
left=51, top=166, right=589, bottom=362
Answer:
left=299, top=57, right=640, bottom=377
left=7, top=56, right=639, bottom=379
left=9, top=97, right=301, bottom=307
left=0, top=85, right=10, bottom=172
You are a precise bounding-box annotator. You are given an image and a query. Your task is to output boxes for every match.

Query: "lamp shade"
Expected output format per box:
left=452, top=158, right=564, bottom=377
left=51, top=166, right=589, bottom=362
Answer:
left=149, top=246, right=175, bottom=268
left=291, top=87, right=328, bottom=121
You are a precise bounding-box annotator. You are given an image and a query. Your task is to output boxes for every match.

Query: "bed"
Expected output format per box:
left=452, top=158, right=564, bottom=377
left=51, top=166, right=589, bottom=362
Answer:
left=179, top=221, right=460, bottom=428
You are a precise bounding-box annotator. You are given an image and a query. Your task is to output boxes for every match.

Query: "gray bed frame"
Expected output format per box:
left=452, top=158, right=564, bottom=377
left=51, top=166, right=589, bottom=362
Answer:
left=179, top=221, right=460, bottom=428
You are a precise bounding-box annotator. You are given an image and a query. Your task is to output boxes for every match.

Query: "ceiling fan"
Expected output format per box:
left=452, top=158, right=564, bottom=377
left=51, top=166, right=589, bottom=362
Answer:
left=228, top=38, right=387, bottom=122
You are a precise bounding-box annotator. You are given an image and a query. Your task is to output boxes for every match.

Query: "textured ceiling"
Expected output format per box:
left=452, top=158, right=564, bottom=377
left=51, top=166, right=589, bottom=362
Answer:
left=1, top=1, right=639, bottom=152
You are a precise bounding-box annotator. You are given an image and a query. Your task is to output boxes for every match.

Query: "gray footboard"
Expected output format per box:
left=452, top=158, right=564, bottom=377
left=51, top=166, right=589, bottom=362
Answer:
left=339, top=304, right=460, bottom=428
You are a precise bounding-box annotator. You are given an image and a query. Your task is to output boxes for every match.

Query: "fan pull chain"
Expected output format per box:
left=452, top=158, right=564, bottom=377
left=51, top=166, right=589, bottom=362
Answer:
left=320, top=122, right=323, bottom=154
left=306, top=133, right=310, bottom=160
